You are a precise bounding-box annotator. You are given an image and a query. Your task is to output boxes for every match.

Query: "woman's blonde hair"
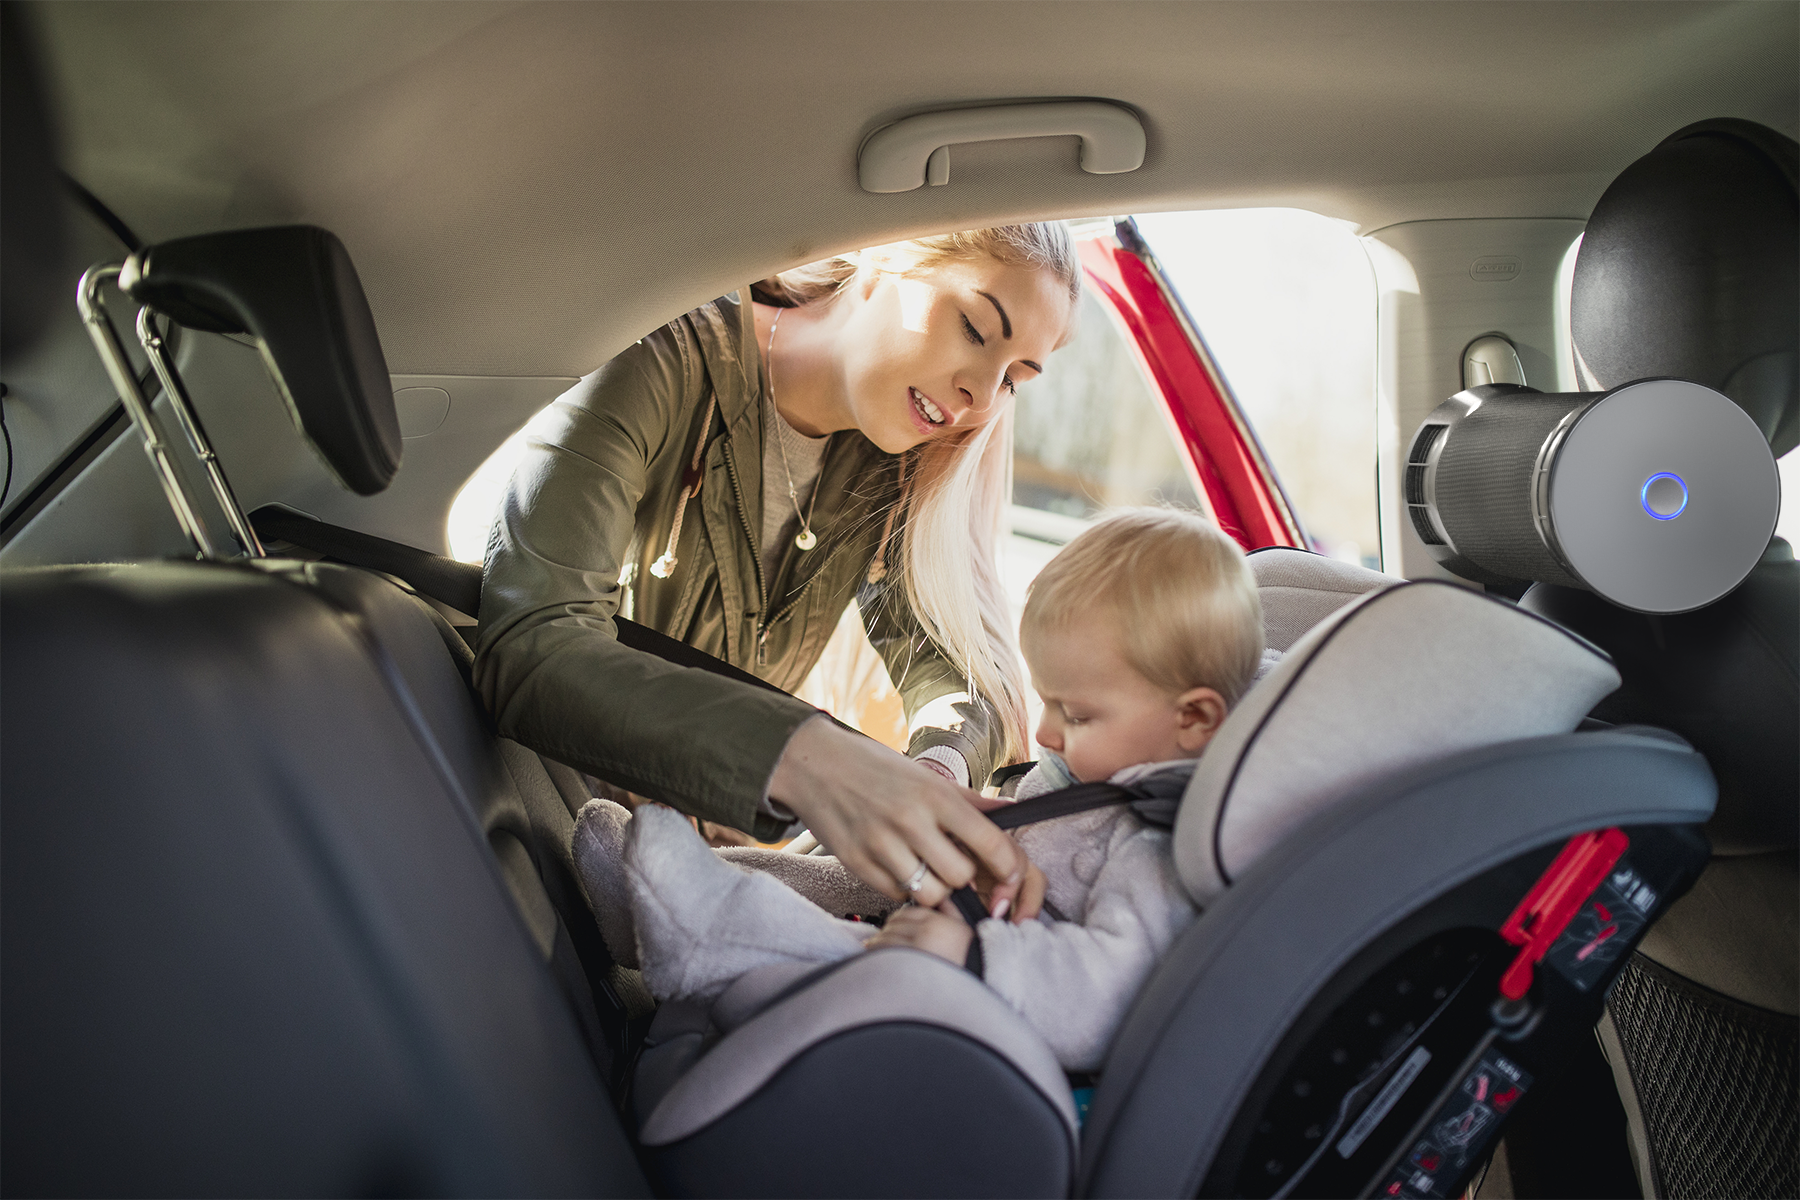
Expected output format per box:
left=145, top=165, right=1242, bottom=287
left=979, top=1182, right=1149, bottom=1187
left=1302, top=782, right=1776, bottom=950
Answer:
left=1021, top=508, right=1264, bottom=706
left=764, top=225, right=1081, bottom=765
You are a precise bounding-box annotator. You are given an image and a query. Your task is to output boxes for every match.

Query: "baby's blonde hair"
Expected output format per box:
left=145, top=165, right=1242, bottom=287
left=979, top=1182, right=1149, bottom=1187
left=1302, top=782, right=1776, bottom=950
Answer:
left=1021, top=508, right=1265, bottom=705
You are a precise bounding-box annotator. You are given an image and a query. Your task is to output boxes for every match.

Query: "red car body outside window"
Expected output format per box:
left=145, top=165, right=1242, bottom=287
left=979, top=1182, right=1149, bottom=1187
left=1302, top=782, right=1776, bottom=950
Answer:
left=1078, top=231, right=1307, bottom=551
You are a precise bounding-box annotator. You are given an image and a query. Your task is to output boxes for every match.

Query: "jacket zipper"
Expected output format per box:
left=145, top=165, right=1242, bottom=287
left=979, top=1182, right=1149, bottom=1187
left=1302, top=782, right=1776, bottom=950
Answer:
left=720, top=438, right=771, bottom=662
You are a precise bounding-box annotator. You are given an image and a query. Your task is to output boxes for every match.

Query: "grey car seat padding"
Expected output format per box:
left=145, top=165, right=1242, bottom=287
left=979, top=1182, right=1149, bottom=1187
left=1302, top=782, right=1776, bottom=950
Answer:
left=1177, top=579, right=1621, bottom=905
left=1247, top=545, right=1391, bottom=652
left=637, top=947, right=1078, bottom=1147
left=645, top=1021, right=1074, bottom=1200
left=1079, top=729, right=1715, bottom=1198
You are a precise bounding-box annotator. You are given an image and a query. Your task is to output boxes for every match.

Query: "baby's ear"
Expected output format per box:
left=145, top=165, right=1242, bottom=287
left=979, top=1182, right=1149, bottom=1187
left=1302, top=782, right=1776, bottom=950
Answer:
left=1175, top=687, right=1229, bottom=753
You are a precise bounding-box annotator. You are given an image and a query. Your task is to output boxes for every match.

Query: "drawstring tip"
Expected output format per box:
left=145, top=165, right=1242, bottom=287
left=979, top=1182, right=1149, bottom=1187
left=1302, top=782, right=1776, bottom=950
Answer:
left=650, top=554, right=677, bottom=579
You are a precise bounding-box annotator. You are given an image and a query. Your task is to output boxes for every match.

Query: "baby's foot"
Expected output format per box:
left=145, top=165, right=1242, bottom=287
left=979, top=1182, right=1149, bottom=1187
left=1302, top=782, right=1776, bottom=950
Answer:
left=626, top=804, right=870, bottom=1001
left=572, top=797, right=639, bottom=968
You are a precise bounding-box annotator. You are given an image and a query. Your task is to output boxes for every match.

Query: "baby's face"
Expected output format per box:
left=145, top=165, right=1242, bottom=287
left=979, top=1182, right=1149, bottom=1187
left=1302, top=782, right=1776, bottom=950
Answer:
left=1026, top=609, right=1213, bottom=784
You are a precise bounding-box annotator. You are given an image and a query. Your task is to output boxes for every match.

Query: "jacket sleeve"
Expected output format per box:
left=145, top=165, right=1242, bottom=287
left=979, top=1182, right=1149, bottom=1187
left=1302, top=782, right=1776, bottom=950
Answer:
left=973, top=825, right=1197, bottom=1072
left=473, top=326, right=819, bottom=838
left=857, top=575, right=1009, bottom=788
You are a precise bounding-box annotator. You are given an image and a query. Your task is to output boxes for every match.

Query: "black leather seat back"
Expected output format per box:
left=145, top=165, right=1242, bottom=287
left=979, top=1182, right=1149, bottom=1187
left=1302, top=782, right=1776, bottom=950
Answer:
left=257, top=557, right=643, bottom=1077
left=1, top=563, right=647, bottom=1196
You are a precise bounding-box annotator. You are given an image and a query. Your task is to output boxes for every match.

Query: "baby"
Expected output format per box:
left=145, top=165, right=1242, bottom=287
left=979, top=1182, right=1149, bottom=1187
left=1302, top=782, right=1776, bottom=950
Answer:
left=574, top=507, right=1264, bottom=1071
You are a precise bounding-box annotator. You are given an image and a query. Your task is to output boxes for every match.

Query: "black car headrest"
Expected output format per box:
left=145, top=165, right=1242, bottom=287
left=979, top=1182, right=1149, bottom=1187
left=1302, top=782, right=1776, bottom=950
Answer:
left=1571, top=118, right=1799, bottom=457
left=119, top=225, right=401, bottom=495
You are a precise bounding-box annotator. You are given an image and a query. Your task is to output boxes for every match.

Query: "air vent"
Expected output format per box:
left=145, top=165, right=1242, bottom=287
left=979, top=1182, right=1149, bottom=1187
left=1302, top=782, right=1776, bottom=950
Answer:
left=1409, top=503, right=1445, bottom=546
left=1408, top=423, right=1447, bottom=465
left=1404, top=464, right=1428, bottom=505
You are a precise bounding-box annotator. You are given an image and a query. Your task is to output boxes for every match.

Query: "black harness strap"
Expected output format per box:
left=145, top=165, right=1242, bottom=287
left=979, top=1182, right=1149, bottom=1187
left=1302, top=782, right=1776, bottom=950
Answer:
left=248, top=505, right=787, bottom=697
left=984, top=781, right=1136, bottom=830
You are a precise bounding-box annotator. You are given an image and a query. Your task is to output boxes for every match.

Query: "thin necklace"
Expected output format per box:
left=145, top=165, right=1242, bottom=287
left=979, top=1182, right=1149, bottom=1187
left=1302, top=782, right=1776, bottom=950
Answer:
left=767, top=307, right=819, bottom=551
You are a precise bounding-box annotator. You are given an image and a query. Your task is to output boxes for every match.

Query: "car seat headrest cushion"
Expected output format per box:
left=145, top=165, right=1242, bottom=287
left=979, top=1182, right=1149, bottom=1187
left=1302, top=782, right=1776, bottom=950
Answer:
left=1174, top=581, right=1621, bottom=906
left=120, top=225, right=402, bottom=495
left=1248, top=547, right=1391, bottom=653
left=1571, top=118, right=1798, bottom=457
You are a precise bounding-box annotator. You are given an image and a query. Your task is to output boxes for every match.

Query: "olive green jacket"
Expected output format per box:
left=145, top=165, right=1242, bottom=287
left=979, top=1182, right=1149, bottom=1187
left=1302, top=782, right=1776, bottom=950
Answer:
left=474, top=290, right=1002, bottom=838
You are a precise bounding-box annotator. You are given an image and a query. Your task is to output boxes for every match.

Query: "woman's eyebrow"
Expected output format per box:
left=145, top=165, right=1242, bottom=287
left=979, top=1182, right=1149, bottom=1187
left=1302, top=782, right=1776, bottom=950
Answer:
left=976, top=290, right=1012, bottom=338
left=1020, top=359, right=1042, bottom=374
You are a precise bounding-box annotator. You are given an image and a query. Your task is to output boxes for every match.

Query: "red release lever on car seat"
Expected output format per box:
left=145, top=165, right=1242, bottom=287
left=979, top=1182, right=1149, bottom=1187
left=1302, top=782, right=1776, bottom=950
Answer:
left=1496, top=827, right=1630, bottom=1000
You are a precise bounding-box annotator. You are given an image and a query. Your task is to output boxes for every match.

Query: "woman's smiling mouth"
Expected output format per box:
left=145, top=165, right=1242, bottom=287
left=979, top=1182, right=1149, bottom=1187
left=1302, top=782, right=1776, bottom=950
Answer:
left=910, top=387, right=947, bottom=428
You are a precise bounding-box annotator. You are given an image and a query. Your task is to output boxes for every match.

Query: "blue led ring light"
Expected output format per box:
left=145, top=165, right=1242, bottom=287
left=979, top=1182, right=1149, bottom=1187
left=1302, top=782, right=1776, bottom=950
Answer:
left=1641, top=472, right=1688, bottom=521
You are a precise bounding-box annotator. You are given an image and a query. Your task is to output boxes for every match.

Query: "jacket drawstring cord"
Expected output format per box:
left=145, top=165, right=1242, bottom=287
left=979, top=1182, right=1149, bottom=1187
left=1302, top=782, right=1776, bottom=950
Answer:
left=650, top=392, right=718, bottom=579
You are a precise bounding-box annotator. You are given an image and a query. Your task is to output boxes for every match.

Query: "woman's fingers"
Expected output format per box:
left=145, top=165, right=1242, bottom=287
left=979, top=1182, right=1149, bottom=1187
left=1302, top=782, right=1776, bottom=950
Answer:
left=925, top=785, right=1026, bottom=893
left=1011, top=861, right=1046, bottom=922
left=770, top=718, right=1025, bottom=910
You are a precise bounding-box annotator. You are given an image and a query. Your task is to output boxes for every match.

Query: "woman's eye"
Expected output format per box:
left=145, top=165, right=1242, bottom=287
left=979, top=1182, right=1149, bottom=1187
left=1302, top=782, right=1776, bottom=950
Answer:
left=960, top=314, right=985, bottom=347
left=1002, top=373, right=1017, bottom=395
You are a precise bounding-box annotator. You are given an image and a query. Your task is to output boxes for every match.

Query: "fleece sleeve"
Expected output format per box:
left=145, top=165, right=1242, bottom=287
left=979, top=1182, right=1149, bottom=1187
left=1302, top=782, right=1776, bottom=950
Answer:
left=974, top=824, right=1198, bottom=1072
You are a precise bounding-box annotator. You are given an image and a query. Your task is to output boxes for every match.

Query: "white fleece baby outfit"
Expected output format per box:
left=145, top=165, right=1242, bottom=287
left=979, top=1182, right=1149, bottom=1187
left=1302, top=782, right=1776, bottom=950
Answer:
left=573, top=752, right=1201, bottom=1072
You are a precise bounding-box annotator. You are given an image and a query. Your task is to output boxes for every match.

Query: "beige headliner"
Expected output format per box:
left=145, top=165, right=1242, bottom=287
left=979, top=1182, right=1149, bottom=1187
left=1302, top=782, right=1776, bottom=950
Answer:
left=30, top=1, right=1799, bottom=377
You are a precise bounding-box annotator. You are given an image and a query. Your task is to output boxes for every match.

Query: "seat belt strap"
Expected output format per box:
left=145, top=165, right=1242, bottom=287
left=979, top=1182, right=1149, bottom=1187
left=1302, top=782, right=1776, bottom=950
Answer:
left=248, top=505, right=788, bottom=697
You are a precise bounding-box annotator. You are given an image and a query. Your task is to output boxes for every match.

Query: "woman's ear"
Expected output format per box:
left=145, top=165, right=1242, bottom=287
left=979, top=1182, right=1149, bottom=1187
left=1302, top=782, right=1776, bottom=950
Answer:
left=1174, top=686, right=1229, bottom=754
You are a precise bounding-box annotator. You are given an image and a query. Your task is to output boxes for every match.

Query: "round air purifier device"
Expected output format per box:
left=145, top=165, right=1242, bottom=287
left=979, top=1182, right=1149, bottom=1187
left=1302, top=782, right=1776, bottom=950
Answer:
left=1406, top=379, right=1780, bottom=613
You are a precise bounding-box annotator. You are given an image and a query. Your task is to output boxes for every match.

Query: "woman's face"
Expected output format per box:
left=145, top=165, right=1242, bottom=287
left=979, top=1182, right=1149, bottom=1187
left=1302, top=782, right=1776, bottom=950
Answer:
left=833, top=255, right=1072, bottom=454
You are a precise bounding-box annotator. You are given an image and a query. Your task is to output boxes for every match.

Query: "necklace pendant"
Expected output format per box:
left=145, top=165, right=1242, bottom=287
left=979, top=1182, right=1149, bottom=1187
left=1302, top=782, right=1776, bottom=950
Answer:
left=795, top=528, right=817, bottom=551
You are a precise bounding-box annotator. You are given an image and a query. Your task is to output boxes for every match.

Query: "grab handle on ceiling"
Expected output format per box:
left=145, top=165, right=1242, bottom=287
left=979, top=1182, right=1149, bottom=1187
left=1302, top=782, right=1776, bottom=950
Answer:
left=858, top=100, right=1145, bottom=193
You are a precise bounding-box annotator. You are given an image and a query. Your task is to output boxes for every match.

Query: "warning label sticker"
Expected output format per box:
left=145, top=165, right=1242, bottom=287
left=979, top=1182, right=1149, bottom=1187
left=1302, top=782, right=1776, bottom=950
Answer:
left=1377, top=1049, right=1533, bottom=1199
left=1542, top=860, right=1654, bottom=992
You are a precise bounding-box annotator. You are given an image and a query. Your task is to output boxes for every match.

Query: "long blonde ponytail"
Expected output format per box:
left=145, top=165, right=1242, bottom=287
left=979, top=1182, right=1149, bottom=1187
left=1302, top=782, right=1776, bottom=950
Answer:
left=764, top=224, right=1080, bottom=767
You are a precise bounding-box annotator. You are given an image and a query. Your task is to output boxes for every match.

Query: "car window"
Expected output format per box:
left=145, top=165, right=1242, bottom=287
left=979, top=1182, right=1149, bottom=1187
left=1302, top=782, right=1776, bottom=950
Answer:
left=1133, top=209, right=1380, bottom=569
left=1001, top=281, right=1204, bottom=615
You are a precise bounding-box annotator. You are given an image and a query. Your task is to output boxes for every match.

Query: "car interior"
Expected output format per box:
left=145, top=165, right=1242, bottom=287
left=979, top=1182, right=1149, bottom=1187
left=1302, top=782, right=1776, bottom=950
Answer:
left=2, top=3, right=1794, bottom=1198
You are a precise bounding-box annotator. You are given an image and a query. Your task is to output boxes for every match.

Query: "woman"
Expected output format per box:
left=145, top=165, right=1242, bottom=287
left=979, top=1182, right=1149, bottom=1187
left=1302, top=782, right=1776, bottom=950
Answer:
left=475, top=225, right=1078, bottom=910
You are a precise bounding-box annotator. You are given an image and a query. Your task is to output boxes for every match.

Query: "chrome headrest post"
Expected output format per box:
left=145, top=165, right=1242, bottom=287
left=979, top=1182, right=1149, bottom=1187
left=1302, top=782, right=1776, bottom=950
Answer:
left=76, top=261, right=218, bottom=560
left=134, top=307, right=263, bottom=557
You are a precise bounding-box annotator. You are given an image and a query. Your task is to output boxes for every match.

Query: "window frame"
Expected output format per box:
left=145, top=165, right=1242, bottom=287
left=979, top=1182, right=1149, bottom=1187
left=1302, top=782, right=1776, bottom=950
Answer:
left=1075, top=219, right=1309, bottom=551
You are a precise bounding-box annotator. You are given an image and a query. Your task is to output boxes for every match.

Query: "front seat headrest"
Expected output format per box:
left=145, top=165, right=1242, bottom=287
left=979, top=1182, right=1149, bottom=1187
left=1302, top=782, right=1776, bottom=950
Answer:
left=119, top=225, right=402, bottom=495
left=1571, top=117, right=1799, bottom=457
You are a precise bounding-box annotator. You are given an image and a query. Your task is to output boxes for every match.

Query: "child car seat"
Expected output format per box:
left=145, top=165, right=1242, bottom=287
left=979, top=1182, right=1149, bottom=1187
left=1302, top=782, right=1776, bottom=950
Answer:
left=622, top=569, right=1714, bottom=1199
left=1402, top=117, right=1798, bottom=1199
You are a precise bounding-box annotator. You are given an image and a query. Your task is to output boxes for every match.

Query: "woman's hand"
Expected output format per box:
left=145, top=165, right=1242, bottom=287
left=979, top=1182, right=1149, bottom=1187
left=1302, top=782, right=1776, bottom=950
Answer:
left=865, top=904, right=974, bottom=964
left=770, top=716, right=1029, bottom=912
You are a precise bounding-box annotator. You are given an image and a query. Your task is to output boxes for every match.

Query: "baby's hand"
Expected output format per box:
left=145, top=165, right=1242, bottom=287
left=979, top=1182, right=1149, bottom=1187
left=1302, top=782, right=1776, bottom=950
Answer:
left=865, top=904, right=974, bottom=965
